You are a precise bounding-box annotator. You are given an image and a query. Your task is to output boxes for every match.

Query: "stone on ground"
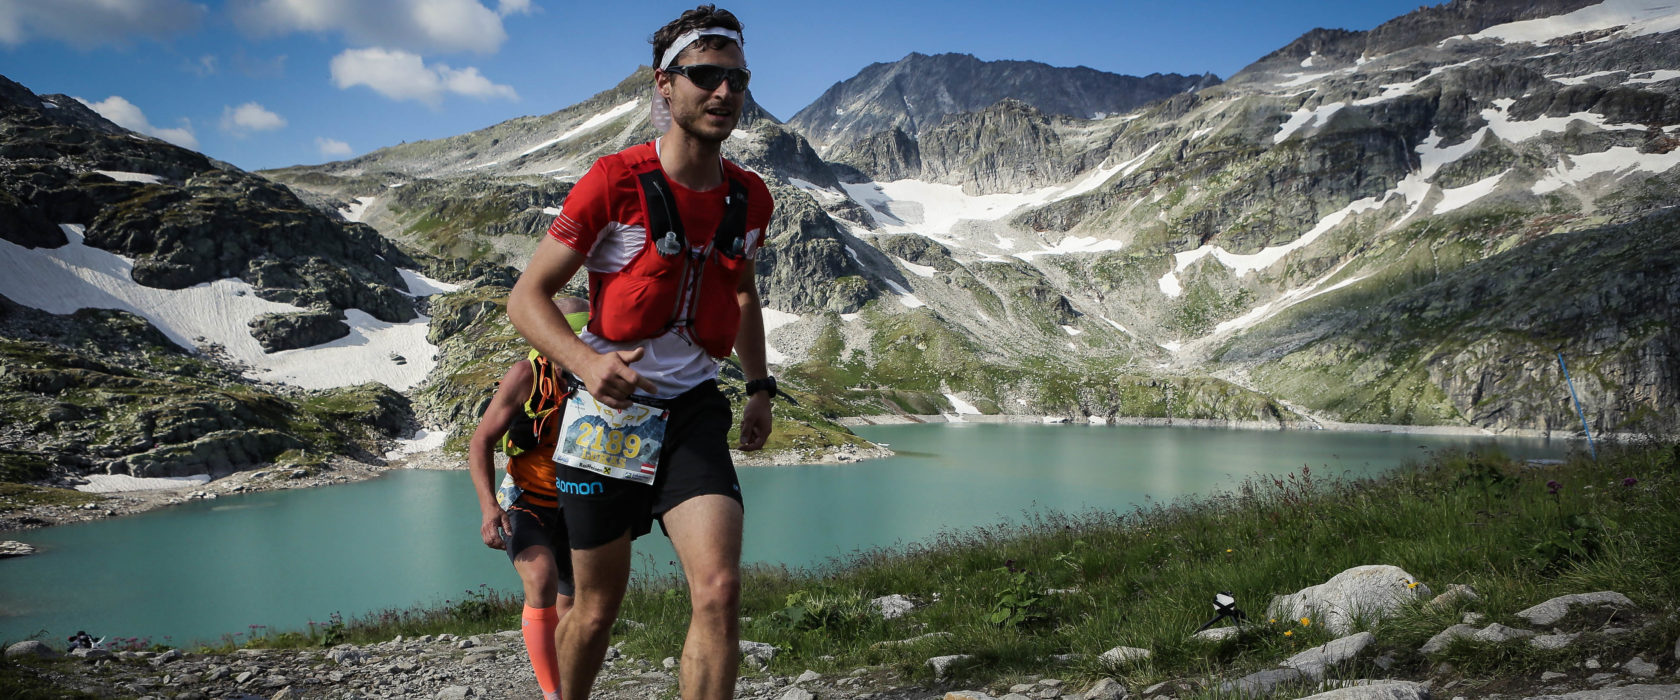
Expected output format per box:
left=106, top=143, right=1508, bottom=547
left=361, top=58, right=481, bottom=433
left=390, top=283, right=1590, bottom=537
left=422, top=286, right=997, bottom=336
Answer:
left=871, top=593, right=917, bottom=619
left=1421, top=624, right=1478, bottom=654
left=927, top=654, right=976, bottom=679
left=1082, top=677, right=1127, bottom=700
left=1283, top=632, right=1374, bottom=680
left=1267, top=565, right=1432, bottom=635
left=1514, top=592, right=1635, bottom=627
left=1098, top=646, right=1151, bottom=665
left=4, top=641, right=58, bottom=659
left=1298, top=681, right=1429, bottom=700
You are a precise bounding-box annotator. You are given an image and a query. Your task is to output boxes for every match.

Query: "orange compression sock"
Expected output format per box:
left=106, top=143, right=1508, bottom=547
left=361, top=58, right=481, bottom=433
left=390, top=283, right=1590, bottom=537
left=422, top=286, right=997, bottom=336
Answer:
left=521, top=605, right=561, bottom=697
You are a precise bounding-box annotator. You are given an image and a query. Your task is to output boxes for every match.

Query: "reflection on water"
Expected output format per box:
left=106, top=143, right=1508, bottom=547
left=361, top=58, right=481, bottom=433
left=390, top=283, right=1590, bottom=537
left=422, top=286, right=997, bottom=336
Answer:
left=0, top=423, right=1562, bottom=646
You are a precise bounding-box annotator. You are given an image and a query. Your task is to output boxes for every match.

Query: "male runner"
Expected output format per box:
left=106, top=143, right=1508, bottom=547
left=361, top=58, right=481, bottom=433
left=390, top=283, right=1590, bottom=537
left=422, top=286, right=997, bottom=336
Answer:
left=506, top=6, right=774, bottom=700
left=468, top=295, right=589, bottom=700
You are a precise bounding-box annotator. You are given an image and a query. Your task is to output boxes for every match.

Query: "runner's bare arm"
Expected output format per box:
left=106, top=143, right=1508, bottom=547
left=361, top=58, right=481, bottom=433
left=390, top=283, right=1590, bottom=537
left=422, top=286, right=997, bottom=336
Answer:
left=509, top=237, right=654, bottom=409
left=734, top=261, right=772, bottom=451
left=468, top=361, right=532, bottom=549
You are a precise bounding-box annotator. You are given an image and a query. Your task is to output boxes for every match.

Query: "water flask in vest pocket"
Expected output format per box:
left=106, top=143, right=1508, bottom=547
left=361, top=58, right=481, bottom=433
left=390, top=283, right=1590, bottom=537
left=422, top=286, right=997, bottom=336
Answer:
left=656, top=230, right=682, bottom=257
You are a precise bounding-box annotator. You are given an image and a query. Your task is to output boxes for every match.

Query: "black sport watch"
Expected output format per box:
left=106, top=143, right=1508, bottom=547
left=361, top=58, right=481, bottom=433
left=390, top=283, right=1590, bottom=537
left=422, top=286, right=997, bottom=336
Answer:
left=744, top=376, right=777, bottom=399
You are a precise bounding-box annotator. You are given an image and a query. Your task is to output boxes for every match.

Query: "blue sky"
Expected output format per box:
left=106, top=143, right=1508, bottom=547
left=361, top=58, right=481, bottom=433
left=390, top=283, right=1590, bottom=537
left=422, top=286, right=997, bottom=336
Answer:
left=1, top=0, right=1438, bottom=171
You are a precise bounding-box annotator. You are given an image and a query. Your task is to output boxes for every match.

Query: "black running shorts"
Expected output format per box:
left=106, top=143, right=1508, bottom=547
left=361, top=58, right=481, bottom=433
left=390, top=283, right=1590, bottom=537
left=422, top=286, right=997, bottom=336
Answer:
left=557, top=380, right=743, bottom=550
left=503, top=494, right=576, bottom=597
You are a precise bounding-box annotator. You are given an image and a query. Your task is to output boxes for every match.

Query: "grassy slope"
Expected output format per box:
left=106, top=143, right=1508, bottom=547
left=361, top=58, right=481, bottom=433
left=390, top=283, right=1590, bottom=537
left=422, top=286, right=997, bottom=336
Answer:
left=37, top=441, right=1668, bottom=699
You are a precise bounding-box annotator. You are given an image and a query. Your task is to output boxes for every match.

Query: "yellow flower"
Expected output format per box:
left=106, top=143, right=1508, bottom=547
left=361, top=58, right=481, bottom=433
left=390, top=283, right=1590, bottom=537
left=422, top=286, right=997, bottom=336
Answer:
left=1225, top=548, right=1233, bottom=553
left=1268, top=618, right=1276, bottom=624
left=1299, top=617, right=1311, bottom=626
left=1284, top=630, right=1294, bottom=637
left=1407, top=581, right=1419, bottom=589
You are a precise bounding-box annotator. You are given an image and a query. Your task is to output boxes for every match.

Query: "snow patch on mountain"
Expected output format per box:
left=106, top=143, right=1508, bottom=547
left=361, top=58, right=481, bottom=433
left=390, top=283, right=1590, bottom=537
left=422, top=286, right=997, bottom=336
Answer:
left=1274, top=102, right=1346, bottom=143
left=94, top=170, right=164, bottom=184
left=519, top=98, right=642, bottom=157
left=0, top=224, right=441, bottom=391
left=1465, top=0, right=1680, bottom=45
left=340, top=196, right=375, bottom=222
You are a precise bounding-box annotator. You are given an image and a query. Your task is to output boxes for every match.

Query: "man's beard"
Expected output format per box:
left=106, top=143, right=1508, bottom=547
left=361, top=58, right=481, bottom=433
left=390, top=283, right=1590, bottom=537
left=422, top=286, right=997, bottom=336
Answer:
left=676, top=103, right=736, bottom=143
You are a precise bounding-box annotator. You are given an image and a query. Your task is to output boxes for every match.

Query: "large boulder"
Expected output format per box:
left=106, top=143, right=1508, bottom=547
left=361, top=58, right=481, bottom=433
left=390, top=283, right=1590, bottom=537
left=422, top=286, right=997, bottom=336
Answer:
left=248, top=310, right=351, bottom=353
left=4, top=640, right=58, bottom=659
left=1267, top=565, right=1432, bottom=635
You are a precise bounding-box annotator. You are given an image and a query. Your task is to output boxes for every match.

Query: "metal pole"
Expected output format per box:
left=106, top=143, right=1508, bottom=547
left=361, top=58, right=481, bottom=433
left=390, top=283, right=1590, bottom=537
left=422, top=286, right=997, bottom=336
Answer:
left=1557, top=352, right=1597, bottom=460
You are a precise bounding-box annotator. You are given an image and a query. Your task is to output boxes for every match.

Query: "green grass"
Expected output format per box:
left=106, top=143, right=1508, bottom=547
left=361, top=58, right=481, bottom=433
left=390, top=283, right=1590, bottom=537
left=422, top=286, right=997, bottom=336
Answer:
left=161, top=441, right=1678, bottom=697
left=0, top=482, right=102, bottom=514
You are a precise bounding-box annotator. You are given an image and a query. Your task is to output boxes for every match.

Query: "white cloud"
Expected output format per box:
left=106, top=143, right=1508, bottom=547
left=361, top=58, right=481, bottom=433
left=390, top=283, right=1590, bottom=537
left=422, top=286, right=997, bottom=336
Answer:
left=0, top=0, right=204, bottom=48
left=231, top=0, right=510, bottom=54
left=220, top=102, right=288, bottom=135
left=316, top=137, right=353, bottom=157
left=75, top=95, right=199, bottom=150
left=330, top=48, right=517, bottom=106
left=496, top=0, right=533, bottom=15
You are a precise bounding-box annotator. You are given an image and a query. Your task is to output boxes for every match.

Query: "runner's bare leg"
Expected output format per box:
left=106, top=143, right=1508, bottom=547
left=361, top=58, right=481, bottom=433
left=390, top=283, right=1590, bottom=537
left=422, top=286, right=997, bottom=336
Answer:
left=662, top=494, right=744, bottom=700
left=557, top=533, right=632, bottom=700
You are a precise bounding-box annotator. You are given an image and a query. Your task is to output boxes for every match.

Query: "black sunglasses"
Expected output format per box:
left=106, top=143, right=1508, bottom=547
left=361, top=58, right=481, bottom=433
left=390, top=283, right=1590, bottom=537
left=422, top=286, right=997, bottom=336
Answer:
left=663, top=64, right=751, bottom=92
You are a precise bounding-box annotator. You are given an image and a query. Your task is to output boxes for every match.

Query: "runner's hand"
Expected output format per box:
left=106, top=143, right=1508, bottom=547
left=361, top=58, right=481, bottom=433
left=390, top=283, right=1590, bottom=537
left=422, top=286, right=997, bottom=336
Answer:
left=737, top=392, right=772, bottom=451
left=481, top=508, right=511, bottom=550
left=579, top=347, right=657, bottom=410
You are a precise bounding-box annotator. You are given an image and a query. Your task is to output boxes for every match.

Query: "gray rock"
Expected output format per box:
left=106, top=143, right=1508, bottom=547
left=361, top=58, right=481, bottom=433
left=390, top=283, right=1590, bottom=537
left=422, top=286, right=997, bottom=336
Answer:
left=1463, top=612, right=1487, bottom=625
left=236, top=671, right=256, bottom=684
left=270, top=688, right=300, bottom=700
left=435, top=687, right=474, bottom=700
left=945, top=692, right=993, bottom=700
left=740, top=640, right=778, bottom=670
left=70, top=647, right=112, bottom=661
left=0, top=540, right=37, bottom=558
left=1267, top=565, right=1432, bottom=635
left=1623, top=657, right=1659, bottom=678
left=1588, top=659, right=1603, bottom=669
left=870, top=631, right=953, bottom=648
left=327, top=646, right=364, bottom=665
left=1218, top=667, right=1306, bottom=695
left=1192, top=627, right=1241, bottom=642
left=1012, top=684, right=1037, bottom=694
left=870, top=594, right=916, bottom=619
left=151, top=648, right=181, bottom=664
left=1473, top=623, right=1537, bottom=643
left=1295, top=681, right=1429, bottom=700
left=1422, top=624, right=1479, bottom=654
left=4, top=641, right=57, bottom=659
left=1587, top=673, right=1620, bottom=685
left=796, top=670, right=823, bottom=684
left=780, top=688, right=816, bottom=700
left=1098, top=646, right=1151, bottom=665
left=663, top=656, right=677, bottom=670
left=1082, top=677, right=1127, bottom=700
left=1532, top=633, right=1581, bottom=650
left=1428, top=584, right=1480, bottom=610
left=1542, top=671, right=1569, bottom=682
left=455, top=639, right=475, bottom=649
left=1525, top=686, right=1680, bottom=700
left=1283, top=632, right=1375, bottom=681
left=1515, top=592, right=1636, bottom=627
left=927, top=655, right=975, bottom=679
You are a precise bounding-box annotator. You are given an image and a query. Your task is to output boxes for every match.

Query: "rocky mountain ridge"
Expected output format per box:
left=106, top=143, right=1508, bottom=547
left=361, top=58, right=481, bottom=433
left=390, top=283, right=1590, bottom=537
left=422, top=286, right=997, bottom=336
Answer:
left=788, top=52, right=1219, bottom=154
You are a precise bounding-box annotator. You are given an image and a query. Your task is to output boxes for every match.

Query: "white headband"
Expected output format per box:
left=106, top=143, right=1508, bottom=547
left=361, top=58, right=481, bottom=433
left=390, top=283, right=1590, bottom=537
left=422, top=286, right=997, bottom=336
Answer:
left=651, top=27, right=745, bottom=131
left=658, top=27, right=743, bottom=69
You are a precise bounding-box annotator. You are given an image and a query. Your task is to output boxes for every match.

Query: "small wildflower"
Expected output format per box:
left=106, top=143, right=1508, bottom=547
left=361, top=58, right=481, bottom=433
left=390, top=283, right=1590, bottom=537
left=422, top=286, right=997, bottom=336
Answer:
left=1225, top=548, right=1233, bottom=553
left=1622, top=477, right=1638, bottom=487
left=1268, top=618, right=1276, bottom=624
left=1299, top=617, right=1311, bottom=626
left=1407, top=581, right=1419, bottom=589
left=1284, top=630, right=1294, bottom=637
left=1547, top=480, right=1562, bottom=495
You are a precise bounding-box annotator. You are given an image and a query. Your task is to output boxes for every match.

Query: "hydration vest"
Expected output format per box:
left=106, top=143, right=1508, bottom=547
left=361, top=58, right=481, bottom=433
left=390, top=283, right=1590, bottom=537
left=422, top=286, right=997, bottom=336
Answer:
left=585, top=145, right=755, bottom=359
left=498, top=349, right=568, bottom=458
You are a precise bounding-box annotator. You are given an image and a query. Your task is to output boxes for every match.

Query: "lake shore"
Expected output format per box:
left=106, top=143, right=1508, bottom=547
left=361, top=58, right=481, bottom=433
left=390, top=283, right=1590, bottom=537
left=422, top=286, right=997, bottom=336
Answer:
left=838, top=412, right=1592, bottom=440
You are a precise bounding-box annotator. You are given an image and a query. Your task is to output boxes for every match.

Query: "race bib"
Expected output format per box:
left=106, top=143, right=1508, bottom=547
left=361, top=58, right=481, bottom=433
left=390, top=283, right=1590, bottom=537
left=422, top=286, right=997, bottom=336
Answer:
left=553, top=386, right=669, bottom=485
left=495, top=472, right=522, bottom=511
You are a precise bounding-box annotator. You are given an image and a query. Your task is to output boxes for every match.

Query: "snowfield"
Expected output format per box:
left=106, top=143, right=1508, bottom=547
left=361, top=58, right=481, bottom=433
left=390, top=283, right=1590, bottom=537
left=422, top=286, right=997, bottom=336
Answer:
left=0, top=224, right=451, bottom=391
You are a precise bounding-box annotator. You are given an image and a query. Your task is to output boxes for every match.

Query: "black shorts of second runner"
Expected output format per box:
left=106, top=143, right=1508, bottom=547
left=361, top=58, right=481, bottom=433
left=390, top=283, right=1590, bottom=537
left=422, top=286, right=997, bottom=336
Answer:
left=503, top=494, right=576, bottom=597
left=557, top=380, right=742, bottom=550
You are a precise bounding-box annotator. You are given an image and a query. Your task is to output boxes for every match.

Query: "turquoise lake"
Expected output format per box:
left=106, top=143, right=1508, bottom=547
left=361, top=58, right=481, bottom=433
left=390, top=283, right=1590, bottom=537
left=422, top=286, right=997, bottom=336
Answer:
left=0, top=423, right=1566, bottom=646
